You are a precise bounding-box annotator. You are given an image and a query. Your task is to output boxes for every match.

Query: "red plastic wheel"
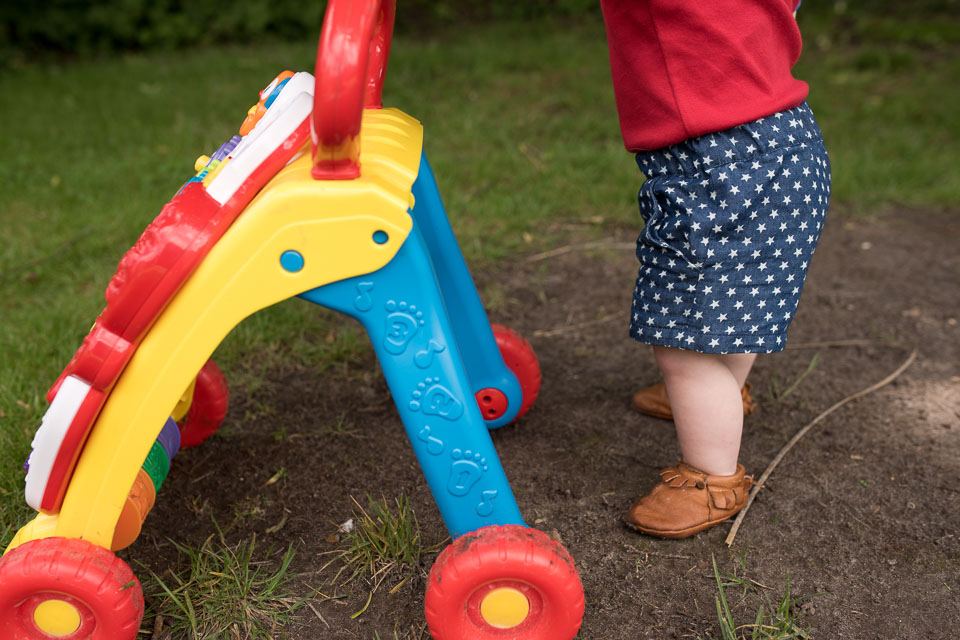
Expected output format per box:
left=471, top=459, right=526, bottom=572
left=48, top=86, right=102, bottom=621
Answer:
left=425, top=525, right=584, bottom=640
left=176, top=359, right=229, bottom=448
left=489, top=324, right=541, bottom=421
left=0, top=537, right=143, bottom=640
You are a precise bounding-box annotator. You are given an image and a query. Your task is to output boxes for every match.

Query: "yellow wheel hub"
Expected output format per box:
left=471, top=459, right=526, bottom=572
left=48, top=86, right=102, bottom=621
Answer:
left=33, top=599, right=82, bottom=636
left=480, top=586, right=530, bottom=629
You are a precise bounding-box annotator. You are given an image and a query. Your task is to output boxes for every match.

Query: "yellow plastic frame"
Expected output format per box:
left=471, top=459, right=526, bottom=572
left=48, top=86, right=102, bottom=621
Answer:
left=8, top=108, right=423, bottom=552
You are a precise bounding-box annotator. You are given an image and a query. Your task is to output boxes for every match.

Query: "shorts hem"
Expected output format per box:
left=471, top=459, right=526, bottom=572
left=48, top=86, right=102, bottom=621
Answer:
left=628, top=325, right=787, bottom=354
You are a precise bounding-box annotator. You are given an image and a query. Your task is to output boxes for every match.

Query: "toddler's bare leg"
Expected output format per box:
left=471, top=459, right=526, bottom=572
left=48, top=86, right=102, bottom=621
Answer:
left=652, top=346, right=745, bottom=476
left=722, top=353, right=756, bottom=389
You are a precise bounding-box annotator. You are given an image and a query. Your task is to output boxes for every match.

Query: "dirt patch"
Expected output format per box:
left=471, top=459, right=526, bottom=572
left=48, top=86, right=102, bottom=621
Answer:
left=136, top=208, right=960, bottom=639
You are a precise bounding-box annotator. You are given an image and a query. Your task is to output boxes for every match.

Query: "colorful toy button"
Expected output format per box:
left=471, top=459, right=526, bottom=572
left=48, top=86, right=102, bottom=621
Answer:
left=239, top=70, right=296, bottom=135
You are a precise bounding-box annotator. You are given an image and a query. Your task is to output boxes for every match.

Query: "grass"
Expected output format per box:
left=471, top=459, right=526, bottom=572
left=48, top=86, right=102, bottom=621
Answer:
left=707, top=555, right=819, bottom=640
left=317, top=494, right=442, bottom=624
left=795, top=6, right=960, bottom=212
left=140, top=526, right=303, bottom=639
left=327, top=494, right=437, bottom=605
left=768, top=353, right=822, bottom=403
left=316, top=411, right=360, bottom=437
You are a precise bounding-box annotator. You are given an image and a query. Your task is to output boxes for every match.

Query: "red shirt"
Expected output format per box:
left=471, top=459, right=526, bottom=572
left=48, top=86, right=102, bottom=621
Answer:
left=601, top=0, right=809, bottom=151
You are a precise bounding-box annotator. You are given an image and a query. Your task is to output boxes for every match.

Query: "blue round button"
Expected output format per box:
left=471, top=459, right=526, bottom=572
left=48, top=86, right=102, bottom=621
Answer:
left=280, top=250, right=304, bottom=272
left=373, top=230, right=389, bottom=245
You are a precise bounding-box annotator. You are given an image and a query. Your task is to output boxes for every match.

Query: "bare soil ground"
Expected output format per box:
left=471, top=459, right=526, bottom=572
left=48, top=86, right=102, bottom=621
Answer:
left=136, top=208, right=960, bottom=639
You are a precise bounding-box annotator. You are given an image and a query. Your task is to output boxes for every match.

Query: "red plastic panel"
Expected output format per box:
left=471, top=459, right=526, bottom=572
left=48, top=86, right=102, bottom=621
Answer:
left=38, top=387, right=106, bottom=514
left=37, top=118, right=310, bottom=511
left=48, top=117, right=311, bottom=404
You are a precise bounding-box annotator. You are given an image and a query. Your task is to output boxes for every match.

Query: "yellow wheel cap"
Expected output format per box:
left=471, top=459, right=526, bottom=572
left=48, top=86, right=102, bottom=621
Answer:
left=480, top=587, right=530, bottom=629
left=33, top=599, right=82, bottom=636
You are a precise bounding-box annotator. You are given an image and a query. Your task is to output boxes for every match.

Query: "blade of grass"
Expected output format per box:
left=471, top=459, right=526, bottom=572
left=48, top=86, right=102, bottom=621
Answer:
left=776, top=353, right=821, bottom=402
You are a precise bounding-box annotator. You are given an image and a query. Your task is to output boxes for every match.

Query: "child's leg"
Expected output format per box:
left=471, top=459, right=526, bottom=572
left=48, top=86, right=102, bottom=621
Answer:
left=722, top=353, right=756, bottom=389
left=626, top=347, right=754, bottom=538
left=653, top=346, right=746, bottom=475
left=630, top=352, right=757, bottom=420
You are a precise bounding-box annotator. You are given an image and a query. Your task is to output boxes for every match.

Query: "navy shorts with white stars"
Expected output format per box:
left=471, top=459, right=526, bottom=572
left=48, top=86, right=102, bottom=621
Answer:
left=629, top=101, right=831, bottom=354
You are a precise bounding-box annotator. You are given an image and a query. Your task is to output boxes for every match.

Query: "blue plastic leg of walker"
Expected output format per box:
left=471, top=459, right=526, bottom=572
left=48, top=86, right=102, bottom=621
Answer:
left=409, top=153, right=523, bottom=429
left=299, top=214, right=527, bottom=539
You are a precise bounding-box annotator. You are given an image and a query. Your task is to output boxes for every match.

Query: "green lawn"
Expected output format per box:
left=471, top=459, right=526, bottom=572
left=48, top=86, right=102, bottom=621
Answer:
left=0, top=5, right=957, bottom=571
left=796, top=8, right=960, bottom=210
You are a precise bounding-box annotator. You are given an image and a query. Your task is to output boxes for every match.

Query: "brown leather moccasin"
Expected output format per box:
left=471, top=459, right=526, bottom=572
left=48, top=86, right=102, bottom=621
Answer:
left=624, top=462, right=752, bottom=539
left=630, top=381, right=758, bottom=421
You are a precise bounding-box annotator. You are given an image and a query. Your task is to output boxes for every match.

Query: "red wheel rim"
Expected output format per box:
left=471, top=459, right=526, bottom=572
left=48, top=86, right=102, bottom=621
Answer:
left=17, top=593, right=96, bottom=639
left=465, top=580, right=544, bottom=634
left=491, top=324, right=541, bottom=421
left=0, top=538, right=143, bottom=640
left=425, top=525, right=583, bottom=640
left=177, top=359, right=229, bottom=448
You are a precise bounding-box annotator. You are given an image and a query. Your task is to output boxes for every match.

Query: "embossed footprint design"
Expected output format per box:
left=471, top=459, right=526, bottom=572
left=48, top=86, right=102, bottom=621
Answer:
left=409, top=378, right=463, bottom=421
left=447, top=449, right=487, bottom=496
left=383, top=300, right=424, bottom=355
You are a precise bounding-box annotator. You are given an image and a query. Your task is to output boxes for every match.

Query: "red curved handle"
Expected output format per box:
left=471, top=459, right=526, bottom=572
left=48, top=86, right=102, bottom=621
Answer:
left=311, top=0, right=396, bottom=180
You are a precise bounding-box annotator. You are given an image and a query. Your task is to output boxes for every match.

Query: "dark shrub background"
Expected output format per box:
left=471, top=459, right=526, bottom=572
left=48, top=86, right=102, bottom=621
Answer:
left=3, top=0, right=955, bottom=62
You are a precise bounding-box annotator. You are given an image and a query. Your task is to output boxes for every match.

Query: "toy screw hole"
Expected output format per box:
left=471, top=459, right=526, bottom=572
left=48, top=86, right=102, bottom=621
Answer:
left=373, top=230, right=389, bottom=244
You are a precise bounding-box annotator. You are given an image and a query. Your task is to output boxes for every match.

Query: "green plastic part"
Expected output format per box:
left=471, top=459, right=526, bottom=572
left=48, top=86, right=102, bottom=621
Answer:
left=141, top=440, right=171, bottom=490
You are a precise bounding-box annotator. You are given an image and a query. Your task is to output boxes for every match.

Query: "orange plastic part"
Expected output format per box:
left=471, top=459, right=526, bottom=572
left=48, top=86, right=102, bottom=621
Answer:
left=239, top=70, right=296, bottom=136
left=111, top=468, right=156, bottom=551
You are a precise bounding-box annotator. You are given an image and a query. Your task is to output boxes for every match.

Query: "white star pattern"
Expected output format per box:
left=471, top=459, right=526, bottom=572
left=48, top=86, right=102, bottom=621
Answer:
left=629, top=103, right=831, bottom=354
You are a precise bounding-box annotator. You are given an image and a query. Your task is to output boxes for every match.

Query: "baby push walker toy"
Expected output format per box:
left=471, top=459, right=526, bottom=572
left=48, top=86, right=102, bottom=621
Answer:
left=0, top=1, right=585, bottom=638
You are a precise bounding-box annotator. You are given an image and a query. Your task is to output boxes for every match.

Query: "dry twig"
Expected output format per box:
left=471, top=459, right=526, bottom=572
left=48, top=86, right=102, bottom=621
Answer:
left=533, top=312, right=621, bottom=337
left=151, top=614, right=164, bottom=637
left=306, top=601, right=330, bottom=628
left=725, top=348, right=918, bottom=546
left=524, top=240, right=635, bottom=263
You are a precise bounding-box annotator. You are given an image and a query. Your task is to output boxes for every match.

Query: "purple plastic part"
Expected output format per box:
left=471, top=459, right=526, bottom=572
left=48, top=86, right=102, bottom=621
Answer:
left=212, top=135, right=242, bottom=162
left=157, top=417, right=181, bottom=462
left=24, top=452, right=31, bottom=472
